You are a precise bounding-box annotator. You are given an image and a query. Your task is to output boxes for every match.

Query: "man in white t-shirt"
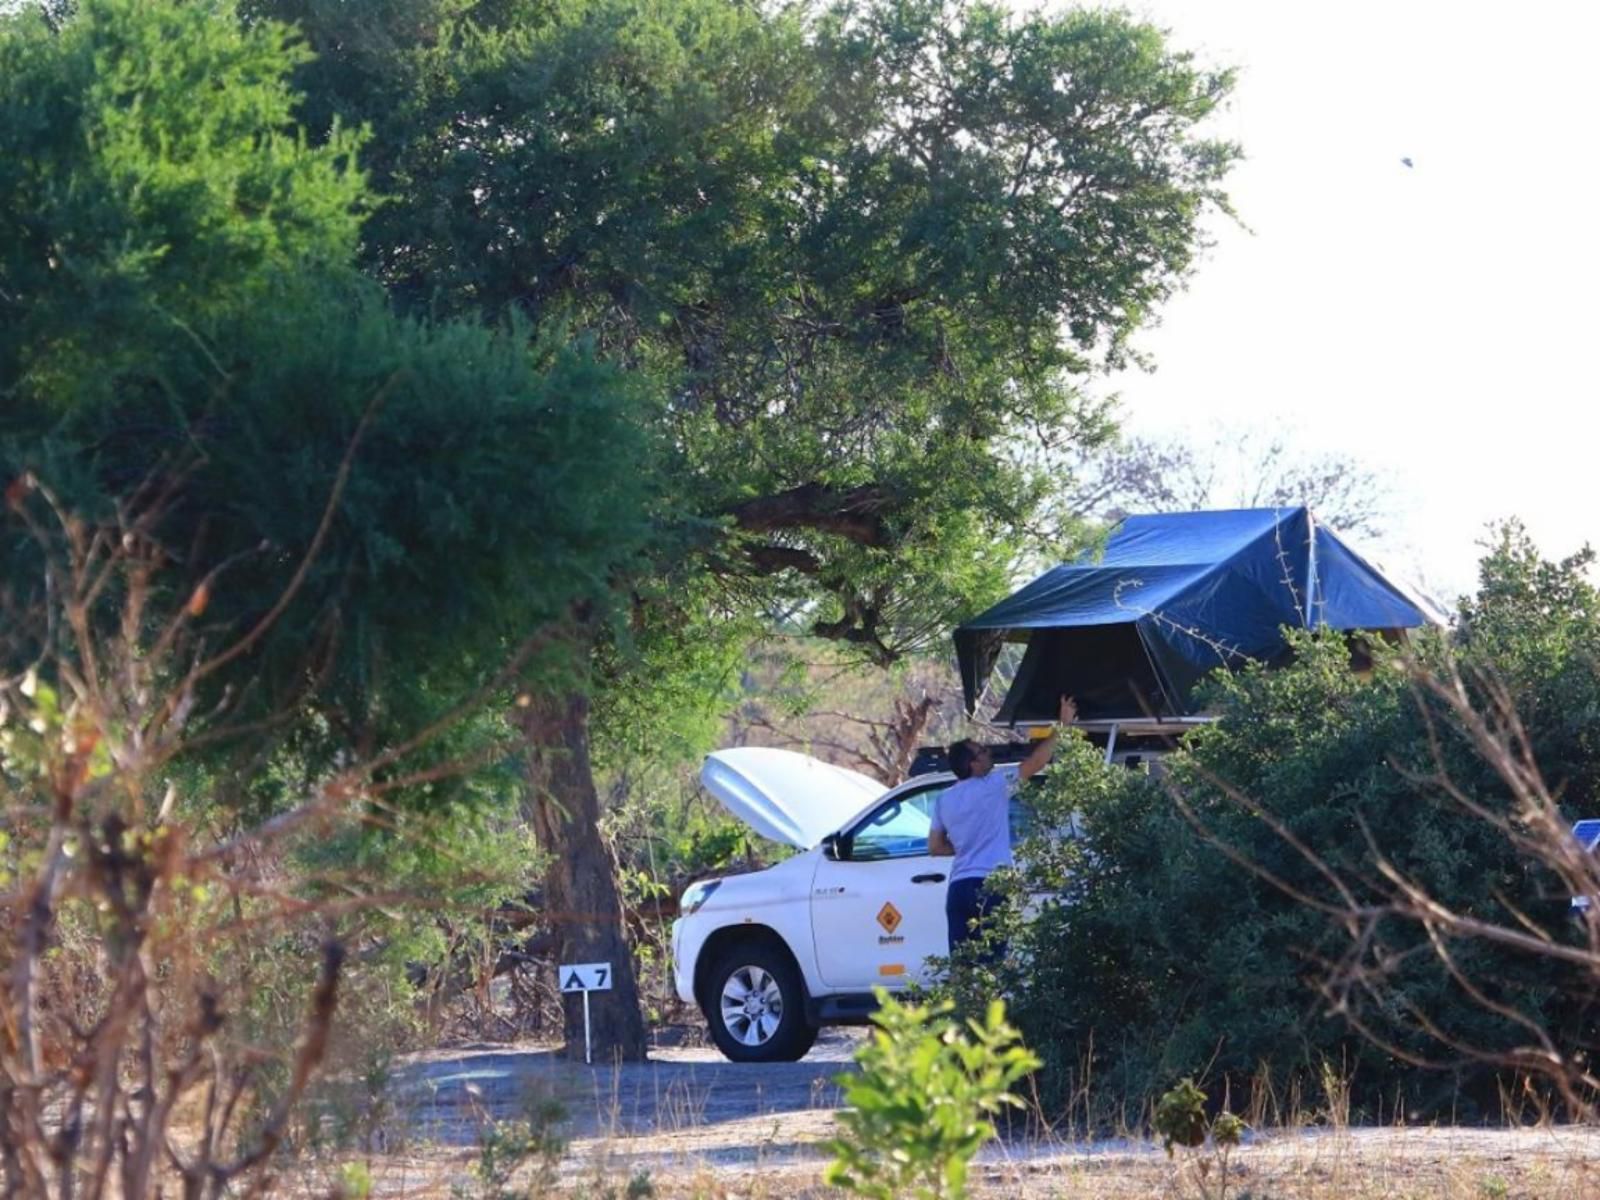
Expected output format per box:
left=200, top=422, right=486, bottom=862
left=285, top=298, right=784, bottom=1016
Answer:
left=929, top=695, right=1076, bottom=959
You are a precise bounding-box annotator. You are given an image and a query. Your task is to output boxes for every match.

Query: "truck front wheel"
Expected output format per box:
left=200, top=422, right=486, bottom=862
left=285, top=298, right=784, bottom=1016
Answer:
left=704, top=942, right=818, bottom=1063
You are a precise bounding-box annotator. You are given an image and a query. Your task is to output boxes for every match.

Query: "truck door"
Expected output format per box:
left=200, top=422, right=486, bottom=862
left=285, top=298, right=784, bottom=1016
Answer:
left=810, top=782, right=952, bottom=991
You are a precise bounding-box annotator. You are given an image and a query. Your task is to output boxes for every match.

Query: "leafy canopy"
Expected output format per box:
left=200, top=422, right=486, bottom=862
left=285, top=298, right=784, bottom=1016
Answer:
left=0, top=0, right=366, bottom=407
left=257, top=0, right=1240, bottom=665
left=0, top=0, right=661, bottom=772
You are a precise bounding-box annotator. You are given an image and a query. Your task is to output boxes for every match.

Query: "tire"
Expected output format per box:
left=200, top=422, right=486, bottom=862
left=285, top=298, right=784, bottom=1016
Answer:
left=703, top=941, right=819, bottom=1063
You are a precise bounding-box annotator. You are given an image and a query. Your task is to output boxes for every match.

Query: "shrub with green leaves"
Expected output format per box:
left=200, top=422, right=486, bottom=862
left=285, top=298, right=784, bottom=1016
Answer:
left=826, top=990, right=1040, bottom=1200
left=1004, top=524, right=1600, bottom=1123
left=458, top=1091, right=569, bottom=1200
left=1153, top=1077, right=1246, bottom=1200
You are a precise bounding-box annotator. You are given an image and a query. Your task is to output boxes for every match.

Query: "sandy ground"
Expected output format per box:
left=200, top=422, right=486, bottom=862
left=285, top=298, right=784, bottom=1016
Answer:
left=389, top=1028, right=863, bottom=1160
left=353, top=1035, right=1600, bottom=1197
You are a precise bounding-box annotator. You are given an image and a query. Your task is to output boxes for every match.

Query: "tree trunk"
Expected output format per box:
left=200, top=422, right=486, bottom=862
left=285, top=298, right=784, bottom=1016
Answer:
left=881, top=694, right=937, bottom=784
left=519, top=686, right=648, bottom=1062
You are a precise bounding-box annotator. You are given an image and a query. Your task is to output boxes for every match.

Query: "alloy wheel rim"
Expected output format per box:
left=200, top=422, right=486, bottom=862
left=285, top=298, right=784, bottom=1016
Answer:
left=719, top=965, right=784, bottom=1046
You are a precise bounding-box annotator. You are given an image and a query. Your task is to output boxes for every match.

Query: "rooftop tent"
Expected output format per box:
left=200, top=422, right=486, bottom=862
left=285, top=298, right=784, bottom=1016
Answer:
left=956, top=507, right=1436, bottom=723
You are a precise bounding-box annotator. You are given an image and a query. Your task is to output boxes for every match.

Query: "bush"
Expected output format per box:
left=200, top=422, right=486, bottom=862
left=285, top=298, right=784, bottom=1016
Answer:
left=1153, top=1077, right=1246, bottom=1200
left=1004, top=525, right=1600, bottom=1124
left=826, top=990, right=1039, bottom=1200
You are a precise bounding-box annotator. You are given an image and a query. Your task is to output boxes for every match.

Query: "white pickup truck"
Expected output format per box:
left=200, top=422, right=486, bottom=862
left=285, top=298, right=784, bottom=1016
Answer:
left=670, top=733, right=1173, bottom=1062
left=671, top=747, right=991, bottom=1061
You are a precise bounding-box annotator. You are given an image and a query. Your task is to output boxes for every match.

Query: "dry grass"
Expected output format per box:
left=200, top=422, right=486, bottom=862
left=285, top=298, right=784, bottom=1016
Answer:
left=278, top=1046, right=1600, bottom=1200
left=286, top=1129, right=1600, bottom=1199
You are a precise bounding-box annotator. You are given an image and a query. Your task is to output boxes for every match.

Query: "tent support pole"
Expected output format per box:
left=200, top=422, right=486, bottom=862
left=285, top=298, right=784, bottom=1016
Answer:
left=1134, top=623, right=1184, bottom=720
left=1104, top=723, right=1119, bottom=766
left=1304, top=509, right=1318, bottom=627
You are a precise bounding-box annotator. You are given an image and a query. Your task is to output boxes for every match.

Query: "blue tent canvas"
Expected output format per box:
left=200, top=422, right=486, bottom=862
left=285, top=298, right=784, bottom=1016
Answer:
left=956, top=507, right=1437, bottom=722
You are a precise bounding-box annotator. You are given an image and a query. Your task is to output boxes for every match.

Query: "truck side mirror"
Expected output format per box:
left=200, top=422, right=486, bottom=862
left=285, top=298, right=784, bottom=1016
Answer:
left=822, top=832, right=851, bottom=861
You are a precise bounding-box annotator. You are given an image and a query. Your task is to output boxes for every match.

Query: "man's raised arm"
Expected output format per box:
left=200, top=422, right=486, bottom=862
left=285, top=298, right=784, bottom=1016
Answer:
left=1019, top=695, right=1078, bottom=780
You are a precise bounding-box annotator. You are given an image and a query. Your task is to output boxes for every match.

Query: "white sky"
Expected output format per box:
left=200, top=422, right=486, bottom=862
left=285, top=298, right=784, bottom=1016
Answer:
left=1094, top=0, right=1600, bottom=603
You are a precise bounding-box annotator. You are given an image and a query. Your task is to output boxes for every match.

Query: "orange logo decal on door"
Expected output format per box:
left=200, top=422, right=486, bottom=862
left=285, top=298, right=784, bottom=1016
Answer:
left=877, top=902, right=902, bottom=935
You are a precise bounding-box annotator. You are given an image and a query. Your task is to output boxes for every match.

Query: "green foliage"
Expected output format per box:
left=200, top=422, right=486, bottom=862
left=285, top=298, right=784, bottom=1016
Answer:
left=589, top=591, right=758, bottom=772
left=456, top=1091, right=569, bottom=1200
left=157, top=290, right=655, bottom=726
left=1212, top=1111, right=1247, bottom=1149
left=1154, top=1078, right=1246, bottom=1200
left=1455, top=521, right=1600, bottom=796
left=336, top=1161, right=374, bottom=1199
left=0, top=0, right=664, bottom=1088
left=0, top=0, right=365, bottom=407
left=1154, top=1077, right=1210, bottom=1154
left=826, top=990, right=1040, bottom=1200
left=1008, top=526, right=1600, bottom=1123
left=257, top=0, right=1238, bottom=670
left=0, top=0, right=664, bottom=781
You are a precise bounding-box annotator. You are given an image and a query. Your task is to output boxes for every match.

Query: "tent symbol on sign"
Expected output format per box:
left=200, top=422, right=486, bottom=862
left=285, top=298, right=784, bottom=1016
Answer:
left=558, top=963, right=610, bottom=992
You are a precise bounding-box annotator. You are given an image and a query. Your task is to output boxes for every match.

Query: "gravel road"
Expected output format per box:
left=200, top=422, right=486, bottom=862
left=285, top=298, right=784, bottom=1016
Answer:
left=390, top=1029, right=866, bottom=1167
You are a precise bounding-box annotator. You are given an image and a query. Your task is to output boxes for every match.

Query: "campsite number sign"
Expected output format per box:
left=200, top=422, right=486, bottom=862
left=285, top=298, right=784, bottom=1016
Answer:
left=557, top=961, right=613, bottom=1064
left=559, top=962, right=613, bottom=993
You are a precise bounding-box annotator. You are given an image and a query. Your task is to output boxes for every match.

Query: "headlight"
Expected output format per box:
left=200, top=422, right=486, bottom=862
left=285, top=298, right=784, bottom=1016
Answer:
left=681, top=879, right=722, bottom=915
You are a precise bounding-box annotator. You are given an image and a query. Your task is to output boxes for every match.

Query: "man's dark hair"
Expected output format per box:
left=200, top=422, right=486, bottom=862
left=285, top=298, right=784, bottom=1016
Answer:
left=948, top=740, right=980, bottom=780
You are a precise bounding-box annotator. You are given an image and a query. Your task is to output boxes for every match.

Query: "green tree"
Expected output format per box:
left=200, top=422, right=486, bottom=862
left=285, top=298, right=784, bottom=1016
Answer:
left=1, top=0, right=659, bottom=725
left=0, top=0, right=365, bottom=406
left=0, top=0, right=663, bottom=1062
left=247, top=0, right=1239, bottom=1057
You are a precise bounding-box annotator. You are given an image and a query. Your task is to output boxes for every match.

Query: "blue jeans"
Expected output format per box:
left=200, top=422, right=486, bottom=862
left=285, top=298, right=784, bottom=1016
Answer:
left=946, top=876, right=1005, bottom=964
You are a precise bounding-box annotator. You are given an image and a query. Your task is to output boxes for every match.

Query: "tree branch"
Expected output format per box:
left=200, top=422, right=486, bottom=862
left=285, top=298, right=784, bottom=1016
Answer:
left=727, top=483, right=894, bottom=548
left=743, top=544, right=823, bottom=576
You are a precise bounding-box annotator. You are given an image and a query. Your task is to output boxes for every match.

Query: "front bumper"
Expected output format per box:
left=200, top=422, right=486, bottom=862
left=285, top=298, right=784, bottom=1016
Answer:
left=671, top=918, right=696, bottom=1004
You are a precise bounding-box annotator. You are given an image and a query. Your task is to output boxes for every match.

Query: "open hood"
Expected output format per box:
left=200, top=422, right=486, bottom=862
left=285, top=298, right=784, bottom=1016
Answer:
left=700, top=747, right=885, bottom=849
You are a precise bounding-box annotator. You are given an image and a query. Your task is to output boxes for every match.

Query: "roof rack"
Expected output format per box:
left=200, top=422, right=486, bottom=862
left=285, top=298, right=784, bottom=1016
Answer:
left=1008, top=715, right=1216, bottom=736
left=909, top=717, right=1209, bottom=777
